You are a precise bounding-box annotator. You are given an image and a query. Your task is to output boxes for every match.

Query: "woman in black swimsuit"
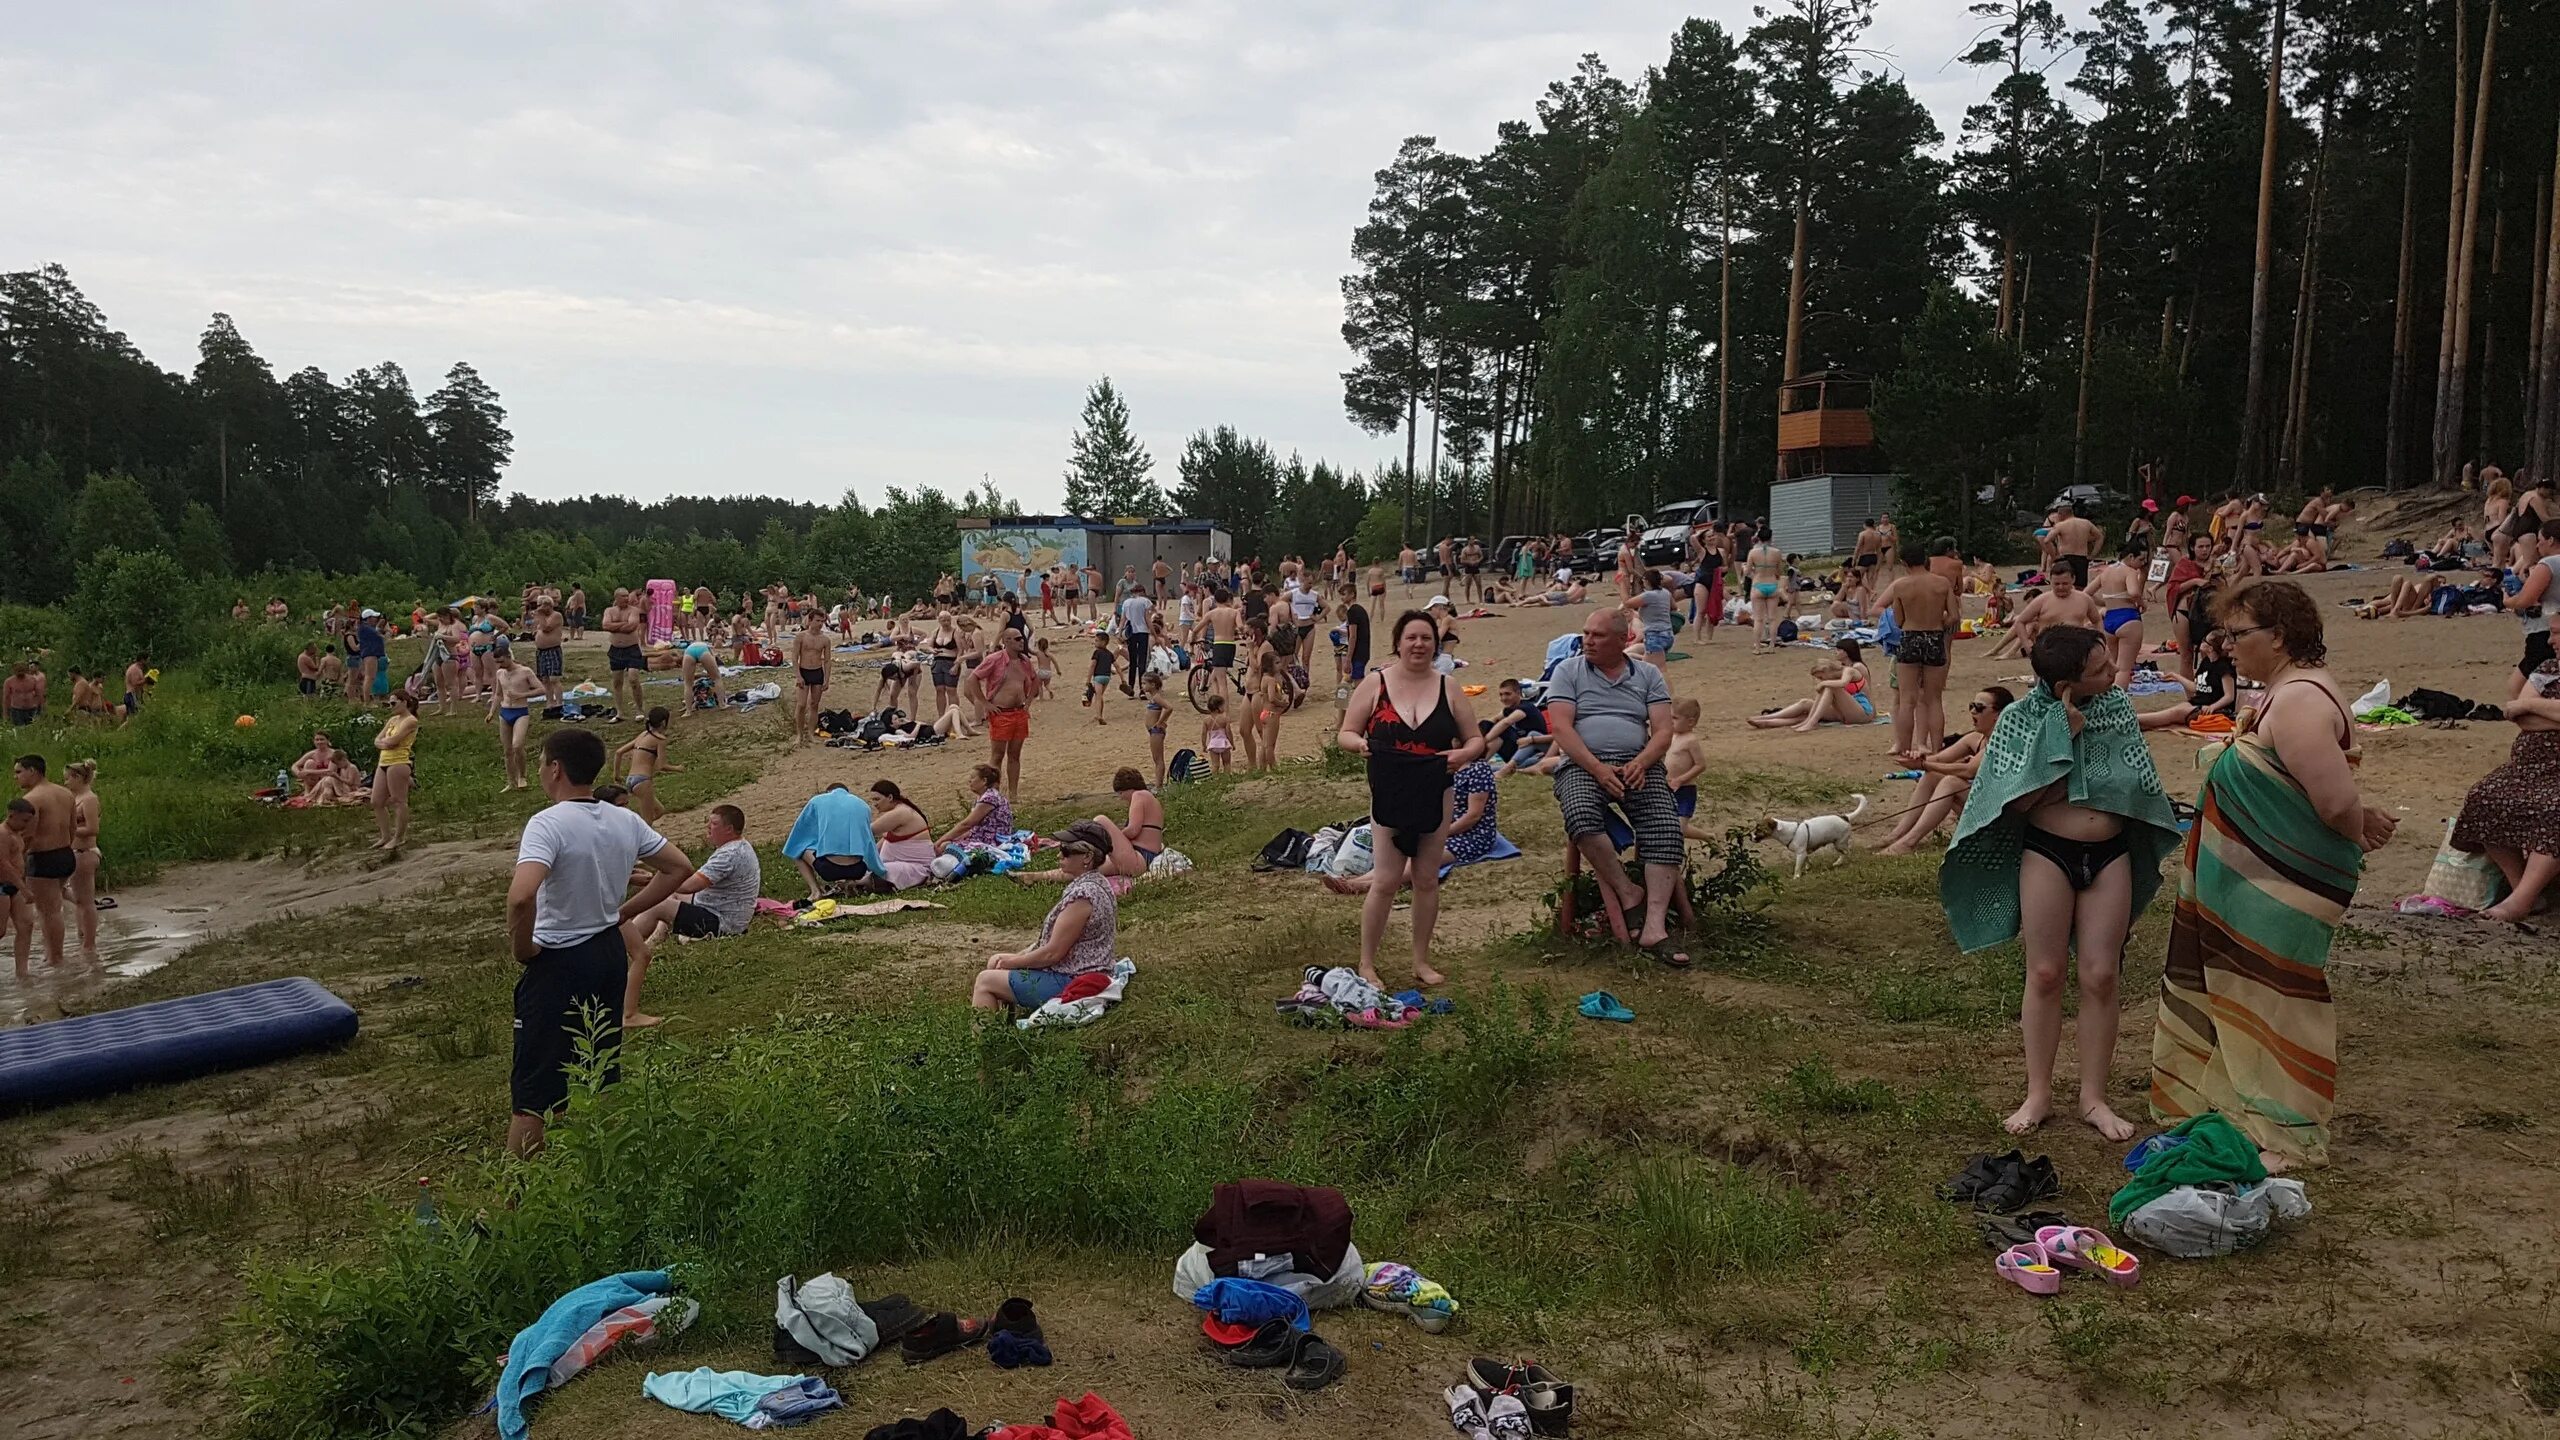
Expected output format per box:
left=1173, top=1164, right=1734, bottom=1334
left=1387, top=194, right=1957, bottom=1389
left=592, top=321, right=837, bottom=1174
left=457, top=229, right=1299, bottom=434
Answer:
left=1336, top=611, right=1483, bottom=989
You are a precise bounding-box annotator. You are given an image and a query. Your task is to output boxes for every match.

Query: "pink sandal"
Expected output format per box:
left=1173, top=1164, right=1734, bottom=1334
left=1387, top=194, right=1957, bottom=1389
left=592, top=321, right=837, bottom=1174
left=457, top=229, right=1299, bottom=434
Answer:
left=1995, top=1242, right=2062, bottom=1296
left=2034, top=1225, right=2140, bottom=1287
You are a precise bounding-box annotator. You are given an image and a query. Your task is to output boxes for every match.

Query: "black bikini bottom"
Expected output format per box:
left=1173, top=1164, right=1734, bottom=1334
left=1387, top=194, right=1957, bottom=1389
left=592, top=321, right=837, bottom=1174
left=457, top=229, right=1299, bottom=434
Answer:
left=2021, top=825, right=2129, bottom=893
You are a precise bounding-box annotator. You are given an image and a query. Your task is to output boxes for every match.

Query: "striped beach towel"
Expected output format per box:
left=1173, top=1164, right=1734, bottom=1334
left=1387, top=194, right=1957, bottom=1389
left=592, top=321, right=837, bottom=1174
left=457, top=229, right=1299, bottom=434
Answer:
left=2149, top=718, right=2362, bottom=1164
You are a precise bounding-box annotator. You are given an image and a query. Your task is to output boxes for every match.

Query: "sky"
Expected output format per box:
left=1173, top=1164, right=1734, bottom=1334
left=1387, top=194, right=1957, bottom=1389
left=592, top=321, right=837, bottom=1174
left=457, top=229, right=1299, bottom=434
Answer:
left=3, top=1, right=2021, bottom=512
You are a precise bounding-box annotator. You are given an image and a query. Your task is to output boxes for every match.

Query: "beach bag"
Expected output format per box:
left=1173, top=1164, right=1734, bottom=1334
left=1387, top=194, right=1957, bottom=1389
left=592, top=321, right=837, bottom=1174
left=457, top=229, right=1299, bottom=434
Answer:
left=1148, top=848, right=1193, bottom=876
left=1331, top=823, right=1376, bottom=878
left=1304, top=825, right=1344, bottom=874
left=1167, top=747, right=1207, bottom=783
left=2124, top=1179, right=2309, bottom=1260
left=2420, top=819, right=2507, bottom=910
left=1253, top=828, right=1313, bottom=873
left=1775, top=618, right=1800, bottom=643
left=1193, top=1181, right=1356, bottom=1283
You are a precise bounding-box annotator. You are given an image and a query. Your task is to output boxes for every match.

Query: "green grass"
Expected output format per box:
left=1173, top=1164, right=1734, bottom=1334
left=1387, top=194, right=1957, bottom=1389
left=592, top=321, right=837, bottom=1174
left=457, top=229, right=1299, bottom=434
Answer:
left=3, top=640, right=766, bottom=880
left=1622, top=1154, right=1826, bottom=1302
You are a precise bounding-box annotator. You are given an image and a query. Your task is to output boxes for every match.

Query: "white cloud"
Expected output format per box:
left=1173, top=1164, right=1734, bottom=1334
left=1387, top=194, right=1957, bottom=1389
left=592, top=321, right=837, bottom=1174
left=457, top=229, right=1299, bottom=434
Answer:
left=2, top=1, right=2013, bottom=507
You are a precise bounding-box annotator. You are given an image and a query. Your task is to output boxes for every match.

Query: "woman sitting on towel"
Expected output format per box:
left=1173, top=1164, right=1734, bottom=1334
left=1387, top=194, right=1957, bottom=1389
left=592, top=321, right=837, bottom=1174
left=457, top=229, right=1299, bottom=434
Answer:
left=2136, top=629, right=2242, bottom=732
left=1746, top=639, right=1873, bottom=732
left=969, top=834, right=1118, bottom=1010
left=862, top=780, right=940, bottom=890
left=1877, top=686, right=2014, bottom=855
left=2451, top=663, right=2560, bottom=924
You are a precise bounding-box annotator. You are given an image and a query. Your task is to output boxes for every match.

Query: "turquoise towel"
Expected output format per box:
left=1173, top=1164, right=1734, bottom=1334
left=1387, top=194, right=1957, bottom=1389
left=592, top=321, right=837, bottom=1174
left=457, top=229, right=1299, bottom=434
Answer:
left=781, top=787, right=882, bottom=872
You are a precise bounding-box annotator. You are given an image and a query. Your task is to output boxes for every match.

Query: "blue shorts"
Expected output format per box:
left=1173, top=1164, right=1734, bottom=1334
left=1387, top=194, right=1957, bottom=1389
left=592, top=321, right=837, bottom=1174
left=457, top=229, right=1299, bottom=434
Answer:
left=1008, top=968, right=1076, bottom=1007
left=1675, top=784, right=1697, bottom=818
left=1644, top=626, right=1673, bottom=654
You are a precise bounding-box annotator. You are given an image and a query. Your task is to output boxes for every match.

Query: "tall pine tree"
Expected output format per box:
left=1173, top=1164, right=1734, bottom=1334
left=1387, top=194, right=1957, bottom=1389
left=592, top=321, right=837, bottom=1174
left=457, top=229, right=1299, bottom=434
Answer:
left=1060, top=376, right=1163, bottom=517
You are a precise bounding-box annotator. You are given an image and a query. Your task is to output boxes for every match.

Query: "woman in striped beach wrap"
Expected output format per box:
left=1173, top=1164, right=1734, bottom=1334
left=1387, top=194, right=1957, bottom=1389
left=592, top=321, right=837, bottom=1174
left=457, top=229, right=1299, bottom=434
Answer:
left=2152, top=581, right=2396, bottom=1170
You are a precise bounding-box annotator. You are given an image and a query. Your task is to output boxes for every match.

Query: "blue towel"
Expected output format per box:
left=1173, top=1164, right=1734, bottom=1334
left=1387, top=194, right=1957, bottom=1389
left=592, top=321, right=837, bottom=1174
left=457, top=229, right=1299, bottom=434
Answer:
left=1440, top=832, right=1523, bottom=879
left=495, top=1270, right=671, bottom=1440
left=781, top=787, right=882, bottom=873
left=988, top=1330, right=1053, bottom=1368
left=643, top=1368, right=829, bottom=1426
left=1191, top=1277, right=1311, bottom=1333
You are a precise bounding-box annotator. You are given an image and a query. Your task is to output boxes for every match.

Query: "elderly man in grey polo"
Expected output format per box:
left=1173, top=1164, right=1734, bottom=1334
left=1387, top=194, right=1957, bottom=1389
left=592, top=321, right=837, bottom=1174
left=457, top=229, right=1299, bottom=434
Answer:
left=1542, top=607, right=1689, bottom=966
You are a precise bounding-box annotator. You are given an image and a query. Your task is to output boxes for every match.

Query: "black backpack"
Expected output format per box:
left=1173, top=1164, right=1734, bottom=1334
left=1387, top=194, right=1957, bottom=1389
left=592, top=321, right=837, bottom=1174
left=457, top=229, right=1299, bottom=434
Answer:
left=1253, top=828, right=1313, bottom=872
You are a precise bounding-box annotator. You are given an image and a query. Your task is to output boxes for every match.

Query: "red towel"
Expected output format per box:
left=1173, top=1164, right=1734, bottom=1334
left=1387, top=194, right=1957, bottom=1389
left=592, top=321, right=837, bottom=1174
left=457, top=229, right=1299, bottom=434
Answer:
left=1056, top=971, right=1113, bottom=1004
left=988, top=1392, right=1134, bottom=1439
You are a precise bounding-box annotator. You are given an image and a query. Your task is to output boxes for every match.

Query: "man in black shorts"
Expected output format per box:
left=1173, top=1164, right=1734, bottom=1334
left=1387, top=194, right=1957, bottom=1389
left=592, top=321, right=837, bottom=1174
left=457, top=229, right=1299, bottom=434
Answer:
left=602, top=588, right=649, bottom=722
left=504, top=728, right=693, bottom=1156
left=13, top=756, right=77, bottom=971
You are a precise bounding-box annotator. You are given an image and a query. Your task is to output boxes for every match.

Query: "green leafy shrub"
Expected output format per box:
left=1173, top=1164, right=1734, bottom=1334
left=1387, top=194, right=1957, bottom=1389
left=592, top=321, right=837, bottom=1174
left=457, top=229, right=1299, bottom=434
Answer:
left=199, top=624, right=313, bottom=693
left=0, top=602, right=65, bottom=662
left=67, top=547, right=203, bottom=670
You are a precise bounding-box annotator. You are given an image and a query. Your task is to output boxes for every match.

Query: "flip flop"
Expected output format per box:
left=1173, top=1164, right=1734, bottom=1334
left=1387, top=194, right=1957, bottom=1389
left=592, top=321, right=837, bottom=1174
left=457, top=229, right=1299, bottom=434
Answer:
left=2035, top=1225, right=2141, bottom=1287
left=1281, top=1331, right=1345, bottom=1390
left=898, top=1311, right=984, bottom=1364
left=1996, top=1242, right=2063, bottom=1296
left=1577, top=991, right=1635, bottom=1023
left=1642, top=937, right=1692, bottom=969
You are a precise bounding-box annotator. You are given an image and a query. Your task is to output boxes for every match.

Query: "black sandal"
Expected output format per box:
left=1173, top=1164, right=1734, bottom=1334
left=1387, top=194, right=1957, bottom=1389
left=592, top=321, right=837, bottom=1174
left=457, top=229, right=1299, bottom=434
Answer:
left=1282, top=1331, right=1345, bottom=1390
left=1222, top=1320, right=1295, bottom=1370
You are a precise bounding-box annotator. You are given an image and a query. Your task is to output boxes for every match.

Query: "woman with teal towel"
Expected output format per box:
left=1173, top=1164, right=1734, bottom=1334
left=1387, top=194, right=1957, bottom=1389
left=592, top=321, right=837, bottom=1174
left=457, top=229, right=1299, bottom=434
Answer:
left=1940, top=625, right=2180, bottom=1142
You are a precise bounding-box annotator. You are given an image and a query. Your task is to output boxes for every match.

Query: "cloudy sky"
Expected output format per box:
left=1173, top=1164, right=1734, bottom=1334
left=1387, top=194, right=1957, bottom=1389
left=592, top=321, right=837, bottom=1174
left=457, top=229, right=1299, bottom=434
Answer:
left=5, top=1, right=2014, bottom=511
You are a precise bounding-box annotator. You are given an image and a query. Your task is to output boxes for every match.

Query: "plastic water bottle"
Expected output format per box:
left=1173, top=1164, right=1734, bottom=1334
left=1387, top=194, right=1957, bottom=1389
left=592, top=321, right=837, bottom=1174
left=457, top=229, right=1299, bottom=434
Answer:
left=412, top=1177, right=439, bottom=1231
left=273, top=769, right=291, bottom=794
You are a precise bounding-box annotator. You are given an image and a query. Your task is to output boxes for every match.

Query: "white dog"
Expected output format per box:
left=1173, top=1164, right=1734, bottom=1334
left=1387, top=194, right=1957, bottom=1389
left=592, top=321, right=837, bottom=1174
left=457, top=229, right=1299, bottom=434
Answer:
left=1755, top=794, right=1869, bottom=877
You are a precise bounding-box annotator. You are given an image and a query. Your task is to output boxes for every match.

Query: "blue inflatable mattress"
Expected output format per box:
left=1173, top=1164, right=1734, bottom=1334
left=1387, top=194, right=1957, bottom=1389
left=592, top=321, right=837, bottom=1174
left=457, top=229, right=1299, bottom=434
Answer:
left=0, top=976, right=359, bottom=1109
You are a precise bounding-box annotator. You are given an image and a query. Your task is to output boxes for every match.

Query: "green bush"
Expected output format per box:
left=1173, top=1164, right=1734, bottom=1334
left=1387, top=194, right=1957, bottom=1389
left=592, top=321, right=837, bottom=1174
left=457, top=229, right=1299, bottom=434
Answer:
left=0, top=602, right=65, bottom=663
left=67, top=547, right=203, bottom=671
left=1621, top=1154, right=1824, bottom=1300
left=199, top=625, right=315, bottom=693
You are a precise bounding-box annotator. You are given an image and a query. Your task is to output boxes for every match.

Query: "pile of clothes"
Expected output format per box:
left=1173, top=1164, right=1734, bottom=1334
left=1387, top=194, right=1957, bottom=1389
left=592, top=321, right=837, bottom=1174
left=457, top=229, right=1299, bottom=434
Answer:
left=1018, top=959, right=1136, bottom=1031
left=859, top=1393, right=1132, bottom=1440
left=2108, top=1114, right=2310, bottom=1259
left=1274, top=966, right=1450, bottom=1029
left=1182, top=1181, right=1365, bottom=1393
left=487, top=1271, right=700, bottom=1439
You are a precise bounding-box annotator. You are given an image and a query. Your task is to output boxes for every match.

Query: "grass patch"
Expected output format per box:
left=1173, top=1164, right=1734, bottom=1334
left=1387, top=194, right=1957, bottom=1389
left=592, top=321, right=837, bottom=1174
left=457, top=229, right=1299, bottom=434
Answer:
left=2041, top=1295, right=2147, bottom=1371
left=230, top=984, right=1571, bottom=1439
left=120, top=1150, right=259, bottom=1243
left=1622, top=1154, right=1825, bottom=1301
left=1765, top=1057, right=1900, bottom=1118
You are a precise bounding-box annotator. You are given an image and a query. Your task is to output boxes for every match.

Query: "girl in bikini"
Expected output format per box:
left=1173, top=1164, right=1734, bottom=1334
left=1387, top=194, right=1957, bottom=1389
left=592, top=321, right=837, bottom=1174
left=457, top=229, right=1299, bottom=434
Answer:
left=1748, top=639, right=1873, bottom=732
left=613, top=707, right=678, bottom=822
left=1202, top=695, right=1235, bottom=774
left=1141, top=673, right=1171, bottom=786
left=66, top=760, right=103, bottom=963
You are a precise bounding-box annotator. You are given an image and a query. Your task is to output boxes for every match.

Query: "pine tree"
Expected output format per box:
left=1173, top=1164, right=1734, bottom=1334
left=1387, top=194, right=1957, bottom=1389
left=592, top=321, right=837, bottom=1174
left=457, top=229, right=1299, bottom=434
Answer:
left=424, top=361, right=513, bottom=523
left=1060, top=376, right=1162, bottom=517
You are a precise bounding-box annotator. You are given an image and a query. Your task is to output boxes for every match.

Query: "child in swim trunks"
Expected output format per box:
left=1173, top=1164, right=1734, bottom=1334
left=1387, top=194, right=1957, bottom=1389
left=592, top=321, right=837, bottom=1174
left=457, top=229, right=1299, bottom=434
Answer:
left=1142, top=673, right=1171, bottom=786
left=1666, top=697, right=1710, bottom=841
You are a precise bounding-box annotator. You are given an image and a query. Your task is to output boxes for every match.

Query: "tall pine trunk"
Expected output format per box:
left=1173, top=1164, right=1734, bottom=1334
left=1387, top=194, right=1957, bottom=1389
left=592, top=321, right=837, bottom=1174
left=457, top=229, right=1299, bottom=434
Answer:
left=2074, top=156, right=2105, bottom=488
left=1781, top=176, right=1810, bottom=487
left=2482, top=194, right=2505, bottom=460
left=1488, top=353, right=1509, bottom=537
left=2385, top=126, right=2420, bottom=491
left=1998, top=232, right=2018, bottom=340
left=2531, top=107, right=2560, bottom=482
left=2233, top=0, right=2286, bottom=492
left=2529, top=174, right=2550, bottom=460
left=1718, top=147, right=1733, bottom=512
left=2278, top=127, right=2327, bottom=492
left=2441, top=7, right=2499, bottom=486
left=2430, top=0, right=2472, bottom=488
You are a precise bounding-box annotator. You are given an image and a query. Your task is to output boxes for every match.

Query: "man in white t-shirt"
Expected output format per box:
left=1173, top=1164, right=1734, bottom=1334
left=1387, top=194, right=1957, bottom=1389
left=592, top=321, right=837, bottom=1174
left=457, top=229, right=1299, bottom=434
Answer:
left=504, top=727, right=694, bottom=1156
left=1117, top=588, right=1153, bottom=697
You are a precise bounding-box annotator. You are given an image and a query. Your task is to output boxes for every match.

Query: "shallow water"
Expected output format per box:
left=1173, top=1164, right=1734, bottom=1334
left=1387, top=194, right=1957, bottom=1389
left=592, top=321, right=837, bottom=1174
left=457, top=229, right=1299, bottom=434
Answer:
left=2, top=896, right=222, bottom=1026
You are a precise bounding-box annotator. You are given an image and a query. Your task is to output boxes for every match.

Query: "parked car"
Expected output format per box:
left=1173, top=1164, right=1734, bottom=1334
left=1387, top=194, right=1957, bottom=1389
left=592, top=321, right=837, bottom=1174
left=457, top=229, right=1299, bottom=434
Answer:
left=2045, top=484, right=2125, bottom=513
left=1638, top=498, right=1720, bottom=566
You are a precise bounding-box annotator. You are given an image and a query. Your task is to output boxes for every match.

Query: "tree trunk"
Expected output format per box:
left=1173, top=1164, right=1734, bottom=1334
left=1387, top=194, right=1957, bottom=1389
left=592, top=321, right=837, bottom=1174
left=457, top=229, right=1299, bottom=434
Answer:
left=1998, top=231, right=2018, bottom=340
left=1487, top=352, right=1509, bottom=537
left=2442, top=5, right=2499, bottom=486
left=2017, top=252, right=2034, bottom=352
left=2531, top=108, right=2560, bottom=482
left=2160, top=293, right=2175, bottom=359
left=1425, top=358, right=1444, bottom=537
left=1718, top=149, right=1733, bottom=513
left=2482, top=192, right=2505, bottom=460
left=2385, top=124, right=2419, bottom=492
left=1401, top=385, right=1418, bottom=543
left=2233, top=0, right=2286, bottom=492
left=2529, top=173, right=2549, bottom=463
left=2282, top=217, right=2323, bottom=493
left=2074, top=159, right=2105, bottom=488
left=1792, top=174, right=1812, bottom=486
left=2278, top=128, right=2326, bottom=492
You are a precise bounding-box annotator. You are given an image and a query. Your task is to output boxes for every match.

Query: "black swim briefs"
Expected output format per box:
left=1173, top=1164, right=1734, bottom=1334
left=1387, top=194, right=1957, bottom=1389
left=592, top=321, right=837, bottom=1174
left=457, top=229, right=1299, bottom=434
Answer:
left=25, top=847, right=74, bottom=881
left=608, top=644, right=646, bottom=672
